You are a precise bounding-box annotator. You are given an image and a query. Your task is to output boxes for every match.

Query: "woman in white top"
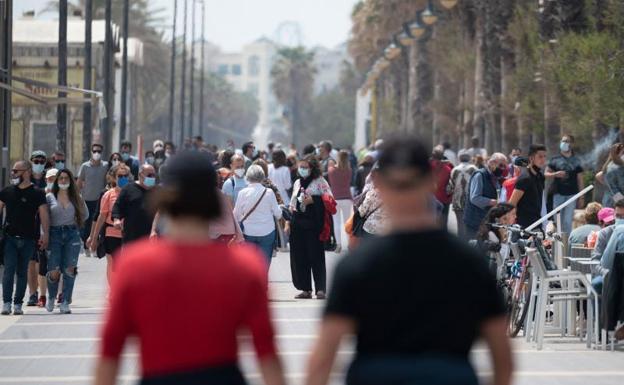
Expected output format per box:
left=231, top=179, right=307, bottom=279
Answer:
left=233, top=165, right=282, bottom=268
left=268, top=150, right=292, bottom=206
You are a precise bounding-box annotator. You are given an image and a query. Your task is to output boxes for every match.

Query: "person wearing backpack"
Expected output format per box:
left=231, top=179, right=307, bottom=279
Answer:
left=222, top=154, right=248, bottom=206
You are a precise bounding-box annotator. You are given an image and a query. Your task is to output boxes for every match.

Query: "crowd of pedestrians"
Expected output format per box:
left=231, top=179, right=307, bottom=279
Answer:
left=2, top=130, right=624, bottom=384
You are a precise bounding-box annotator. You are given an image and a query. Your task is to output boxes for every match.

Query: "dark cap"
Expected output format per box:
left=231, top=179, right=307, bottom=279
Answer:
left=514, top=156, right=529, bottom=167
left=377, top=136, right=432, bottom=178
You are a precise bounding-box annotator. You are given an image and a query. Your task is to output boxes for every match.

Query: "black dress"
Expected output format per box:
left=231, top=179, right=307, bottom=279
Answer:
left=290, top=179, right=327, bottom=293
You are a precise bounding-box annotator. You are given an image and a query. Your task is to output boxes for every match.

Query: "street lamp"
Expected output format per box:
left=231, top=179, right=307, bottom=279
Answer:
left=422, top=1, right=439, bottom=26
left=384, top=41, right=401, bottom=61
left=397, top=24, right=414, bottom=47
left=439, top=0, right=458, bottom=9
left=408, top=14, right=426, bottom=38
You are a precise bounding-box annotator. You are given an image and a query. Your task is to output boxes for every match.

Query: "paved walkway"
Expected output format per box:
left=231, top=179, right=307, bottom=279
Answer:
left=0, top=249, right=622, bottom=384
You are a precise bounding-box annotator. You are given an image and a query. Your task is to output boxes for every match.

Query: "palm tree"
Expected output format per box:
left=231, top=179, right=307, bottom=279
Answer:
left=270, top=47, right=316, bottom=147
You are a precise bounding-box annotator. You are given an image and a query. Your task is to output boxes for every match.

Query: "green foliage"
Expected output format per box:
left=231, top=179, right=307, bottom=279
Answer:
left=303, top=89, right=355, bottom=148
left=546, top=32, right=624, bottom=149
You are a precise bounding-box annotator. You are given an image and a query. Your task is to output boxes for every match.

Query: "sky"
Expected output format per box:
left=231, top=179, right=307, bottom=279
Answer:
left=14, top=0, right=359, bottom=52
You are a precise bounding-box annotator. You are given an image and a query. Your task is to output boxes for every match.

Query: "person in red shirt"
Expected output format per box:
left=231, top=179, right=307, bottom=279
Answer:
left=431, top=146, right=453, bottom=230
left=95, top=151, right=285, bottom=385
left=500, top=157, right=529, bottom=202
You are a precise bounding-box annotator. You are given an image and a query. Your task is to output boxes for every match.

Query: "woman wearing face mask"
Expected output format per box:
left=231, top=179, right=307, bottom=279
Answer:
left=87, top=165, right=131, bottom=285
left=107, top=153, right=123, bottom=172
left=45, top=170, right=88, bottom=314
left=605, top=143, right=624, bottom=207
left=287, top=156, right=333, bottom=299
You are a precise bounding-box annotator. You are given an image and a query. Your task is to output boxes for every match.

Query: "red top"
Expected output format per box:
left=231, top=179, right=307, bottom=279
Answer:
left=431, top=160, right=453, bottom=205
left=502, top=177, right=518, bottom=202
left=100, top=239, right=276, bottom=376
left=328, top=166, right=353, bottom=200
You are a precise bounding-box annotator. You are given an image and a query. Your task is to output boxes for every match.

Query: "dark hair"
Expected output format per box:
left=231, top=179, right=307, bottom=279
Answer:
left=164, top=141, right=175, bottom=150
left=272, top=150, right=287, bottom=168
left=377, top=136, right=432, bottom=180
left=145, top=151, right=154, bottom=158
left=528, top=144, right=547, bottom=157
left=53, top=151, right=66, bottom=158
left=303, top=144, right=316, bottom=156
left=151, top=151, right=221, bottom=221
left=120, top=141, right=132, bottom=150
left=615, top=199, right=624, bottom=209
left=52, top=169, right=86, bottom=228
left=320, top=140, right=332, bottom=152
left=562, top=134, right=575, bottom=143
left=219, top=149, right=235, bottom=169
left=301, top=154, right=322, bottom=180
left=242, top=141, right=254, bottom=155
left=92, top=143, right=103, bottom=151
left=471, top=137, right=480, bottom=146
left=442, top=141, right=451, bottom=150
left=477, top=203, right=516, bottom=241
left=193, top=136, right=203, bottom=142
left=108, top=152, right=122, bottom=170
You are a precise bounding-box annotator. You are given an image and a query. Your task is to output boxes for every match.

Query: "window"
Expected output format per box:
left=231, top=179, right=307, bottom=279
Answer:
left=248, top=55, right=260, bottom=77
left=232, top=64, right=242, bottom=76
left=217, top=64, right=229, bottom=75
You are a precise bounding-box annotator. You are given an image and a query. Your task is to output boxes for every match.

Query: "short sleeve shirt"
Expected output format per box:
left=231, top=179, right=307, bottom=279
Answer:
left=222, top=176, right=248, bottom=205
left=514, top=167, right=545, bottom=228
left=548, top=155, right=583, bottom=196
left=0, top=185, right=47, bottom=239
left=325, top=231, right=505, bottom=358
left=78, top=160, right=109, bottom=201
left=99, top=188, right=122, bottom=238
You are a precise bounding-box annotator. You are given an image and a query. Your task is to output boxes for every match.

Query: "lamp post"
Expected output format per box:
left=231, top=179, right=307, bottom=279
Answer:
left=83, top=0, right=93, bottom=161
left=179, top=0, right=188, bottom=146
left=199, top=0, right=206, bottom=140
left=168, top=0, right=177, bottom=142
left=189, top=0, right=196, bottom=137
left=422, top=1, right=439, bottom=26
left=57, top=0, right=68, bottom=154
left=119, top=0, right=129, bottom=145
left=103, top=0, right=113, bottom=154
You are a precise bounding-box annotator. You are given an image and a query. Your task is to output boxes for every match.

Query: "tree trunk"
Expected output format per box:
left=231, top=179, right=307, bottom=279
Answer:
left=472, top=11, right=486, bottom=149
left=500, top=48, right=516, bottom=155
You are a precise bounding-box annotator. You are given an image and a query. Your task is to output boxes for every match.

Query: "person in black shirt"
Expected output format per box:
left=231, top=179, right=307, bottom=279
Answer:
left=26, top=150, right=48, bottom=306
left=0, top=161, right=50, bottom=316
left=306, top=136, right=512, bottom=385
left=510, top=144, right=547, bottom=229
left=112, top=164, right=157, bottom=244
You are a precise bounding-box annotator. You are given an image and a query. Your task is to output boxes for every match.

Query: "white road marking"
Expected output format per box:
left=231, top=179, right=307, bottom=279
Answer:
left=13, top=318, right=320, bottom=327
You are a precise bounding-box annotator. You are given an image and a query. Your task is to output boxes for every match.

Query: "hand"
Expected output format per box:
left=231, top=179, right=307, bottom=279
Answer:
left=303, top=195, right=314, bottom=206
left=555, top=171, right=567, bottom=179
left=113, top=219, right=123, bottom=230
left=38, top=234, right=49, bottom=250
left=149, top=231, right=158, bottom=240
left=284, top=223, right=291, bottom=236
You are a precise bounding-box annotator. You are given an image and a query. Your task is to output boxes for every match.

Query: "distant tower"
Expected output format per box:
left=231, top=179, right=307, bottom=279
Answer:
left=274, top=21, right=304, bottom=47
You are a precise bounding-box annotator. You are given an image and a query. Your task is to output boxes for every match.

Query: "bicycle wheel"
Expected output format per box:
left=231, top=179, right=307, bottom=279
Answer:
left=508, top=272, right=532, bottom=337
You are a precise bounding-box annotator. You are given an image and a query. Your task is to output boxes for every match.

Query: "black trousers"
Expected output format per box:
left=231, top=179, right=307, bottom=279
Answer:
left=140, top=364, right=245, bottom=385
left=290, top=225, right=326, bottom=293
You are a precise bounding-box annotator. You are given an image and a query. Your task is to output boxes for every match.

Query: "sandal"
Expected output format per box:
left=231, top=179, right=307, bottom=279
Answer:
left=294, top=291, right=312, bottom=299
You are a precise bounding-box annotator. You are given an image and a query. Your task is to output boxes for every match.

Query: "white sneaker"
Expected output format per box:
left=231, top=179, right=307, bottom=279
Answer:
left=45, top=297, right=55, bottom=313
left=59, top=302, right=71, bottom=314
left=84, top=249, right=92, bottom=258
left=1, top=303, right=11, bottom=315
left=13, top=304, right=23, bottom=315
left=335, top=245, right=342, bottom=254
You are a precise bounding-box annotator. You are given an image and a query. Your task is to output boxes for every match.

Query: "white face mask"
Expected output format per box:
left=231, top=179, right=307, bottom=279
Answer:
left=10, top=178, right=21, bottom=186
left=234, top=168, right=245, bottom=178
left=46, top=182, right=54, bottom=191
left=112, top=160, right=120, bottom=167
left=58, top=183, right=70, bottom=190
left=92, top=152, right=102, bottom=161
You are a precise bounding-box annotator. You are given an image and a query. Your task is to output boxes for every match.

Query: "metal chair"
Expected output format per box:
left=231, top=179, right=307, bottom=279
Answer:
left=525, top=248, right=600, bottom=350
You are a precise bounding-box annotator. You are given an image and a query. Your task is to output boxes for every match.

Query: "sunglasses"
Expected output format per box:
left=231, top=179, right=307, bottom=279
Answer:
left=11, top=169, right=27, bottom=174
left=144, top=174, right=156, bottom=178
left=92, top=150, right=102, bottom=154
left=117, top=174, right=129, bottom=178
left=32, top=159, right=46, bottom=165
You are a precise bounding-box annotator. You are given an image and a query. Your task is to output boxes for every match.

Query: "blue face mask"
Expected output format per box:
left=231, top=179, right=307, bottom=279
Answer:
left=121, top=152, right=130, bottom=162
left=32, top=163, right=45, bottom=175
left=117, top=176, right=129, bottom=188
left=144, top=177, right=156, bottom=188
left=298, top=167, right=310, bottom=178
left=55, top=161, right=65, bottom=170
left=560, top=142, right=570, bottom=153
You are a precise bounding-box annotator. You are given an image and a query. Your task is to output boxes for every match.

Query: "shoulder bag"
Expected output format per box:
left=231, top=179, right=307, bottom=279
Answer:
left=239, top=189, right=268, bottom=233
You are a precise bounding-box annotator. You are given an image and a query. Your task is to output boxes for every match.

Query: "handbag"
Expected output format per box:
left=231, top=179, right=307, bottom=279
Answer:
left=352, top=204, right=381, bottom=237
left=239, top=189, right=268, bottom=233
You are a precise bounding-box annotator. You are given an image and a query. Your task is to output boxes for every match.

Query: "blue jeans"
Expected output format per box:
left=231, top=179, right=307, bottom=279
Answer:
left=47, top=226, right=81, bottom=303
left=2, top=236, right=36, bottom=305
left=553, top=194, right=575, bottom=235
left=244, top=231, right=275, bottom=268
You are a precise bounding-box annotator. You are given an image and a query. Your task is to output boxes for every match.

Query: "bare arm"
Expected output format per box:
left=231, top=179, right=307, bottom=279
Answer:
left=150, top=211, right=160, bottom=239
left=94, top=358, right=119, bottom=385
left=481, top=316, right=513, bottom=385
left=38, top=205, right=50, bottom=250
left=259, top=356, right=286, bottom=385
left=306, top=315, right=355, bottom=385
left=508, top=189, right=524, bottom=208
